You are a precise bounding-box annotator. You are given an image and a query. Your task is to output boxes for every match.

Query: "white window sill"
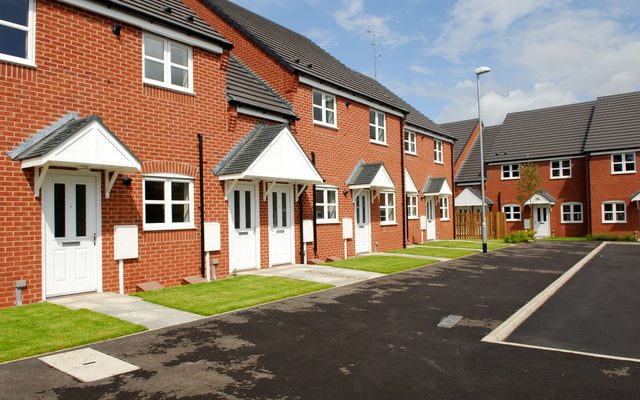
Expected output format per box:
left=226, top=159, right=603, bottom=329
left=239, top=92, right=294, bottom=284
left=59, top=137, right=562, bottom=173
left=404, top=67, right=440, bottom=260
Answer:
left=143, top=225, right=196, bottom=232
left=380, top=222, right=397, bottom=226
left=602, top=221, right=627, bottom=224
left=405, top=151, right=417, bottom=156
left=434, top=160, right=444, bottom=165
left=550, top=176, right=571, bottom=180
left=561, top=221, right=584, bottom=224
left=501, top=177, right=520, bottom=181
left=408, top=216, right=419, bottom=220
left=313, top=121, right=338, bottom=130
left=370, top=140, right=388, bottom=147
left=440, top=218, right=450, bottom=222
left=143, top=80, right=195, bottom=96
left=316, top=220, right=340, bottom=225
left=0, top=55, right=36, bottom=68
left=505, top=219, right=521, bottom=222
left=611, top=170, right=636, bottom=175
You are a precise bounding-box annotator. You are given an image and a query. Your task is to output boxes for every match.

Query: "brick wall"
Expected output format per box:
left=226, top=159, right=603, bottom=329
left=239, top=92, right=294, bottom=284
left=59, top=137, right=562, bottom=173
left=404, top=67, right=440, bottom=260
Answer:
left=0, top=0, right=229, bottom=306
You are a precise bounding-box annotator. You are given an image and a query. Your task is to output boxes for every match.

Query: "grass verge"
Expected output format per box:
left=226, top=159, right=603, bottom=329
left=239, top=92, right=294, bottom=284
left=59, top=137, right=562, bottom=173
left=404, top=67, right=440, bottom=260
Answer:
left=135, top=275, right=332, bottom=316
left=418, top=240, right=510, bottom=250
left=388, top=247, right=477, bottom=259
left=0, top=303, right=145, bottom=363
left=324, top=256, right=438, bottom=274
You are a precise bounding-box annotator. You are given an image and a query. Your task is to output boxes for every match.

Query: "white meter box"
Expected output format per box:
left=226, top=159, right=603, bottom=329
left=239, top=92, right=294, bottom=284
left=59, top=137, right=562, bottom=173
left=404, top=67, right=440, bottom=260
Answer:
left=204, top=222, right=221, bottom=252
left=114, top=225, right=138, bottom=260
left=342, top=218, right=353, bottom=239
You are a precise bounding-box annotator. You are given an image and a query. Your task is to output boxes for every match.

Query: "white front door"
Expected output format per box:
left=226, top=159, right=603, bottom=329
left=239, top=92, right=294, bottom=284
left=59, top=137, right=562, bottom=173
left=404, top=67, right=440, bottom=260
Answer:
left=426, top=197, right=437, bottom=240
left=269, top=185, right=294, bottom=266
left=533, top=205, right=550, bottom=237
left=43, top=173, right=99, bottom=297
left=354, top=190, right=371, bottom=254
left=229, top=183, right=259, bottom=271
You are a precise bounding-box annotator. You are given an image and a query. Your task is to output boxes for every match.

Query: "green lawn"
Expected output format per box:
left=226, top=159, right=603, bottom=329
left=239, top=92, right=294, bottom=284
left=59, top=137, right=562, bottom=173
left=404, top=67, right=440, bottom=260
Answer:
left=324, top=256, right=438, bottom=274
left=134, top=275, right=332, bottom=316
left=418, top=240, right=510, bottom=250
left=0, top=303, right=145, bottom=363
left=388, top=247, right=477, bottom=259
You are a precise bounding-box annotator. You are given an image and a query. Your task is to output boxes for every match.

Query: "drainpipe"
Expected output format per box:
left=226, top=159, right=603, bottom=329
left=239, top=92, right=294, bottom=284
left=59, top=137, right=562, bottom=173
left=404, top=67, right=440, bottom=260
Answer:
left=400, top=119, right=407, bottom=249
left=198, top=133, right=206, bottom=278
left=585, top=154, right=592, bottom=235
left=311, top=152, right=318, bottom=256
left=450, top=140, right=456, bottom=239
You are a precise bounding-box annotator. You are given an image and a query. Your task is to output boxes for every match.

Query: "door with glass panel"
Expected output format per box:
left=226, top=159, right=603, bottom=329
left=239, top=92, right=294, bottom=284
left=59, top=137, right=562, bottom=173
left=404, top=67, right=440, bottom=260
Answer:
left=43, top=173, right=98, bottom=297
left=269, top=185, right=294, bottom=266
left=354, top=191, right=371, bottom=254
left=230, top=184, right=258, bottom=271
left=533, top=205, right=550, bottom=237
left=426, top=197, right=436, bottom=240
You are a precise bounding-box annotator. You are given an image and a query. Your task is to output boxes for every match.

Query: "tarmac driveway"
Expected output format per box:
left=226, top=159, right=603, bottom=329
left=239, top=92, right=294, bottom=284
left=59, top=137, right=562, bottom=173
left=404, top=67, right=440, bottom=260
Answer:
left=2, top=241, right=639, bottom=399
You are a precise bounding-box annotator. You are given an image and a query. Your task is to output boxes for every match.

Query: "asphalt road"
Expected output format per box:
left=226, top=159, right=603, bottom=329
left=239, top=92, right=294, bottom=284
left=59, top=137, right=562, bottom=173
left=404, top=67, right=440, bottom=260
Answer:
left=1, top=241, right=639, bottom=399
left=509, top=243, right=640, bottom=360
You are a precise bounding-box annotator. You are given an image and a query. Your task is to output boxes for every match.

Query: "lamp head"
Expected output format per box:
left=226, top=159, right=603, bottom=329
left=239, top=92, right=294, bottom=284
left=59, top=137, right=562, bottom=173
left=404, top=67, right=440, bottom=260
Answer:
left=474, top=66, right=491, bottom=76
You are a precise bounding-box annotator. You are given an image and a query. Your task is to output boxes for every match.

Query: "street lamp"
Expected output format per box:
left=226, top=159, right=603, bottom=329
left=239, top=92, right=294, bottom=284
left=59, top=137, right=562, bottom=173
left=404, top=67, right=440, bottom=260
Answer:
left=475, top=66, right=491, bottom=254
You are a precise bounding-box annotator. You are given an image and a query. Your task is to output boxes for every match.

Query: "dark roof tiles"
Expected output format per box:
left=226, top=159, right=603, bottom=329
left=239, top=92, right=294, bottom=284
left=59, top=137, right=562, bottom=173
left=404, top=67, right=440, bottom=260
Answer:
left=346, top=162, right=386, bottom=186
left=440, top=119, right=478, bottom=163
left=584, top=91, right=640, bottom=152
left=456, top=125, right=500, bottom=183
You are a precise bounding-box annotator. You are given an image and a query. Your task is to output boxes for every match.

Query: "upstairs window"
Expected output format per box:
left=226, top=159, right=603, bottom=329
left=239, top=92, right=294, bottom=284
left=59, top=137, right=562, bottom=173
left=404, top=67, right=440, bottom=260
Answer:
left=315, top=186, right=338, bottom=224
left=551, top=159, right=571, bottom=179
left=0, top=0, right=35, bottom=65
left=379, top=192, right=395, bottom=224
left=501, top=164, right=520, bottom=180
left=434, top=139, right=443, bottom=163
left=143, top=175, right=194, bottom=230
left=312, top=90, right=336, bottom=127
left=369, top=109, right=386, bottom=144
left=143, top=33, right=193, bottom=92
left=404, top=130, right=416, bottom=154
left=611, top=152, right=636, bottom=174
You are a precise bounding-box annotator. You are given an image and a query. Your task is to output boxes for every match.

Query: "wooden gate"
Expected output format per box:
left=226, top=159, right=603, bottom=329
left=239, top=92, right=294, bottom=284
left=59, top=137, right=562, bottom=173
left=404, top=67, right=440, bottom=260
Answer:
left=455, top=211, right=506, bottom=240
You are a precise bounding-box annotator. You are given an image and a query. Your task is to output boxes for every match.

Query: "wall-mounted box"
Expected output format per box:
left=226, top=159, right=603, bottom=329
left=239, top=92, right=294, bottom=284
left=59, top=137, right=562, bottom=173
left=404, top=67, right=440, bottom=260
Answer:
left=114, top=225, right=138, bottom=260
left=204, top=222, right=221, bottom=252
left=342, top=218, right=353, bottom=239
left=303, top=220, right=314, bottom=243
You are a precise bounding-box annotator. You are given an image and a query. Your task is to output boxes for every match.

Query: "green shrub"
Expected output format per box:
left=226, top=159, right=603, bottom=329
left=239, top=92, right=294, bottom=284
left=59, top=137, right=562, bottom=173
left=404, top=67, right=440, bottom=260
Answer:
left=504, top=230, right=536, bottom=244
left=585, top=233, right=638, bottom=242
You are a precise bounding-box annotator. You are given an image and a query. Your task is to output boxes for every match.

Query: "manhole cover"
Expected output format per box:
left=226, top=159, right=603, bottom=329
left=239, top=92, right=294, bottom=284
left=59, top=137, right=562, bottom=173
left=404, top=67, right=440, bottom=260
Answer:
left=40, top=348, right=139, bottom=382
left=437, top=315, right=463, bottom=328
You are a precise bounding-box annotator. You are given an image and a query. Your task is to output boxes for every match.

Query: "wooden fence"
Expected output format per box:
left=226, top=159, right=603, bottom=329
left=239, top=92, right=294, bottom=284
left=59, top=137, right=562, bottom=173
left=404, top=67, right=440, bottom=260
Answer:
left=455, top=211, right=507, bottom=240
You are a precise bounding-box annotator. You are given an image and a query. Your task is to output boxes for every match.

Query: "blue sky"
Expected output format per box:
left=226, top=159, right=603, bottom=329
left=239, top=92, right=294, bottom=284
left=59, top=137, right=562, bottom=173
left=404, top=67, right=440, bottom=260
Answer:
left=232, top=0, right=640, bottom=126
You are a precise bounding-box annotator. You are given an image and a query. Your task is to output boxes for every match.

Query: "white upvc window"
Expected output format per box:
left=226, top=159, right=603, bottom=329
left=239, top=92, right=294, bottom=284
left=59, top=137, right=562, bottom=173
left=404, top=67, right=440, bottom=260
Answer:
left=379, top=192, right=395, bottom=224
left=611, top=152, right=636, bottom=174
left=503, top=204, right=521, bottom=221
left=404, top=130, right=416, bottom=155
left=143, top=175, right=195, bottom=230
left=0, top=0, right=36, bottom=66
left=602, top=201, right=626, bottom=223
left=551, top=159, right=571, bottom=179
left=312, top=90, right=337, bottom=127
left=561, top=202, right=583, bottom=223
left=434, top=139, right=443, bottom=164
left=369, top=109, right=386, bottom=145
left=315, top=186, right=339, bottom=224
left=501, top=164, right=520, bottom=180
left=440, top=197, right=450, bottom=221
left=407, top=195, right=418, bottom=219
left=143, top=33, right=193, bottom=93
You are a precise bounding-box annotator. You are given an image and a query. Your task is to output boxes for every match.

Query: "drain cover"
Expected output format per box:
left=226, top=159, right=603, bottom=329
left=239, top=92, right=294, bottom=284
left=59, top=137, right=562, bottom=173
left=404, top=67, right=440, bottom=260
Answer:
left=39, top=348, right=139, bottom=382
left=437, top=315, right=463, bottom=328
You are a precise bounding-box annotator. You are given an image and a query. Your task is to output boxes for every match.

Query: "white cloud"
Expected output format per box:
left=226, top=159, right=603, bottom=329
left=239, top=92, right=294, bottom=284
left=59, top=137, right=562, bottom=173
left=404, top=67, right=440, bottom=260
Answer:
left=455, top=79, right=473, bottom=89
left=333, top=0, right=415, bottom=46
left=305, top=28, right=338, bottom=49
left=409, top=64, right=432, bottom=75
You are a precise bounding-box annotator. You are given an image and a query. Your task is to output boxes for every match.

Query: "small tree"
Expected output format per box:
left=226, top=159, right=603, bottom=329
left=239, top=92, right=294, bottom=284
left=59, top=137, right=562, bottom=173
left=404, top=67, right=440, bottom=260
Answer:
left=516, top=163, right=543, bottom=230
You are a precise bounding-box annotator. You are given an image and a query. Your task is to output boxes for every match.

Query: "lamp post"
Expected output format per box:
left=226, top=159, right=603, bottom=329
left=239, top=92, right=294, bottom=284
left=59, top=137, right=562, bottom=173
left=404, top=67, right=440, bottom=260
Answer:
left=475, top=66, right=491, bottom=254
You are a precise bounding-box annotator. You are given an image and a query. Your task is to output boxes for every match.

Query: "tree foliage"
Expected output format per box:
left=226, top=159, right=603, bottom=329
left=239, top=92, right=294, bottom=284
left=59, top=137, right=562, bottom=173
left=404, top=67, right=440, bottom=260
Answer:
left=516, top=163, right=543, bottom=228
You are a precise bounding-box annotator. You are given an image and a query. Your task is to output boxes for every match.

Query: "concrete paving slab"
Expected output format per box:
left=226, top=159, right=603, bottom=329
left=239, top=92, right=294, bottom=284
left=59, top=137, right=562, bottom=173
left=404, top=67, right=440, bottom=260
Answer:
left=49, top=292, right=203, bottom=330
left=238, top=264, right=384, bottom=286
left=363, top=252, right=448, bottom=261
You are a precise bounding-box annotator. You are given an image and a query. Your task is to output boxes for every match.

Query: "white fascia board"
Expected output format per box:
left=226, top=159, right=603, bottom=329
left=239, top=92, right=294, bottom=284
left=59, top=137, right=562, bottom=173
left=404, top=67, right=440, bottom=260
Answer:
left=455, top=181, right=482, bottom=186
left=406, top=125, right=454, bottom=144
left=488, top=154, right=586, bottom=166
left=237, top=106, right=291, bottom=123
left=299, top=76, right=405, bottom=118
left=455, top=188, right=483, bottom=207
left=404, top=169, right=418, bottom=194
left=631, top=192, right=640, bottom=202
left=590, top=148, right=640, bottom=156
left=58, top=0, right=224, bottom=54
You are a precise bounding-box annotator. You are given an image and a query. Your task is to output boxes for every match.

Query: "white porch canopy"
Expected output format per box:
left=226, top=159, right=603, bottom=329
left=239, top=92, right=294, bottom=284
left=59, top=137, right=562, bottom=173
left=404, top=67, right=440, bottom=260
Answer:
left=422, top=177, right=453, bottom=198
left=455, top=187, right=493, bottom=207
left=525, top=191, right=556, bottom=206
left=404, top=169, right=418, bottom=194
left=9, top=114, right=141, bottom=198
left=631, top=191, right=640, bottom=202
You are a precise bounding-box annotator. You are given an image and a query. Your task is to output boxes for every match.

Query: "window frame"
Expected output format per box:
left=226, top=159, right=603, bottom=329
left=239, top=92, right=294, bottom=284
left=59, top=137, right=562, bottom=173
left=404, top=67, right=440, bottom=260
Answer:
left=611, top=152, right=636, bottom=175
left=434, top=139, right=443, bottom=164
left=379, top=191, right=396, bottom=225
left=142, top=32, right=194, bottom=94
left=406, top=194, right=418, bottom=219
left=315, top=186, right=339, bottom=224
left=404, top=130, right=417, bottom=155
left=501, top=164, right=520, bottom=180
left=602, top=201, right=627, bottom=224
left=503, top=204, right=522, bottom=221
left=550, top=159, right=572, bottom=179
left=561, top=202, right=583, bottom=224
left=0, top=0, right=36, bottom=66
left=440, top=197, right=450, bottom=221
left=369, top=109, right=387, bottom=145
left=312, top=90, right=337, bottom=128
left=142, top=174, right=195, bottom=231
